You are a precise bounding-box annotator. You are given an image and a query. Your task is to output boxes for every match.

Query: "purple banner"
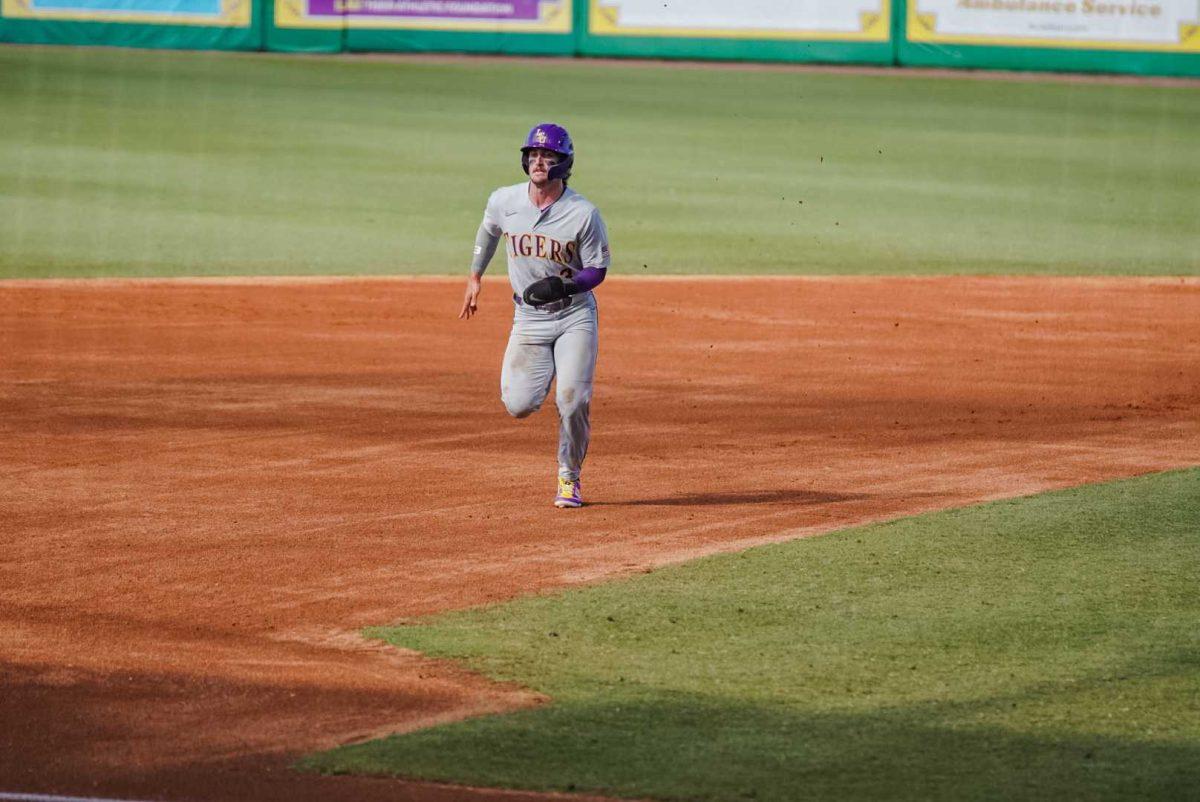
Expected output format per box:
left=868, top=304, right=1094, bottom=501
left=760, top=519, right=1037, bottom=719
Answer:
left=307, top=0, right=543, bottom=19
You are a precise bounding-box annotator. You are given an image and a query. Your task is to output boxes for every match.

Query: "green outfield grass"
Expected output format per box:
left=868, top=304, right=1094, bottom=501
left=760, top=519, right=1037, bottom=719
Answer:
left=301, top=468, right=1200, bottom=800
left=1, top=46, right=1198, bottom=278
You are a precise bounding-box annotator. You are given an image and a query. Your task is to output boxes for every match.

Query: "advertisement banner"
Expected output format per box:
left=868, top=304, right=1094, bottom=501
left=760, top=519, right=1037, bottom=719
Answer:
left=908, top=0, right=1200, bottom=52
left=274, top=0, right=571, bottom=30
left=588, top=0, right=891, bottom=41
left=0, top=0, right=250, bottom=25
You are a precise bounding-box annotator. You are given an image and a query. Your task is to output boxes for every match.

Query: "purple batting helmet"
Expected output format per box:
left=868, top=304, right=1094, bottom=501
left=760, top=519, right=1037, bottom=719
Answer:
left=521, top=122, right=574, bottom=182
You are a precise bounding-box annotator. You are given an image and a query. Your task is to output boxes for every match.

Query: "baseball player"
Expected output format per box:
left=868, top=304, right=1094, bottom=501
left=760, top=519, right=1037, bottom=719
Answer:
left=459, top=122, right=611, bottom=508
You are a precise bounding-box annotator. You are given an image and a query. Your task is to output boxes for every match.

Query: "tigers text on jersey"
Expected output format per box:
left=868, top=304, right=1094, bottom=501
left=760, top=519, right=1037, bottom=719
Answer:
left=471, top=183, right=611, bottom=298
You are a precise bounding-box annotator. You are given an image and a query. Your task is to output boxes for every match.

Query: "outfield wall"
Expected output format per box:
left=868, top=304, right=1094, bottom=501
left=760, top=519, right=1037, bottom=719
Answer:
left=1, top=0, right=1198, bottom=76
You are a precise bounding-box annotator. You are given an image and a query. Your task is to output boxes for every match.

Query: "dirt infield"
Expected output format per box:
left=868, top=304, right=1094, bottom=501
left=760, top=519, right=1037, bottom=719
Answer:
left=2, top=276, right=1198, bottom=802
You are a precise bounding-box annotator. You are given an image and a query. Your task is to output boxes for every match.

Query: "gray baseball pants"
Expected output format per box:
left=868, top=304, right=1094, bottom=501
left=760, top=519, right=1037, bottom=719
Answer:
left=500, top=292, right=599, bottom=482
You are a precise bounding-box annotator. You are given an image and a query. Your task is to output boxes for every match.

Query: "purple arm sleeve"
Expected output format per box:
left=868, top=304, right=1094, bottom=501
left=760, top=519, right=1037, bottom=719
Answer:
left=572, top=266, right=607, bottom=293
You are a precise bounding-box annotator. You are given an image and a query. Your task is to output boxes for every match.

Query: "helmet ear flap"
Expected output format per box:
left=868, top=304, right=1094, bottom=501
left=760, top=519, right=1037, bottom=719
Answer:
left=549, top=153, right=573, bottom=182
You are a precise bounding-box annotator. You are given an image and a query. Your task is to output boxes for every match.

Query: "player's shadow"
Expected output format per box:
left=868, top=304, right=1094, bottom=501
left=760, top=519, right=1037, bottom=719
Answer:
left=593, top=489, right=865, bottom=507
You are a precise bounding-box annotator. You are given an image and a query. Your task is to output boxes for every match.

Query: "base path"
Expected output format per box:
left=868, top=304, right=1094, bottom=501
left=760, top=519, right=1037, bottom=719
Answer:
left=2, top=276, right=1197, bottom=801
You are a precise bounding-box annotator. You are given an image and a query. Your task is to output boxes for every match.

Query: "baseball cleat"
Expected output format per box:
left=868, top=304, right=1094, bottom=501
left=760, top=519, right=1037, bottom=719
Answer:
left=554, top=477, right=583, bottom=508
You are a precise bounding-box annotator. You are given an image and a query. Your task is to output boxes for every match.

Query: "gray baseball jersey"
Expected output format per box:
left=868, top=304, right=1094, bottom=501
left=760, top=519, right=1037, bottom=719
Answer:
left=470, top=183, right=611, bottom=295
left=470, top=182, right=610, bottom=490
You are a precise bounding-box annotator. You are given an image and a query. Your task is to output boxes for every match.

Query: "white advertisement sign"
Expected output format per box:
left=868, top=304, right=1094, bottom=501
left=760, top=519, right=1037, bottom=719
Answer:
left=908, top=0, right=1200, bottom=51
left=590, top=0, right=891, bottom=41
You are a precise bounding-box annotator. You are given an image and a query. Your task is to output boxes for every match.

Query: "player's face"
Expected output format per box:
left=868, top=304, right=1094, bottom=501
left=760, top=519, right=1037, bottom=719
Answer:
left=526, top=148, right=560, bottom=184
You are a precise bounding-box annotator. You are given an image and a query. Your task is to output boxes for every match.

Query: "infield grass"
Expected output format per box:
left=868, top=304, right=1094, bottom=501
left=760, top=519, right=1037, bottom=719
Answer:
left=302, top=468, right=1200, bottom=800
left=2, top=46, right=1198, bottom=278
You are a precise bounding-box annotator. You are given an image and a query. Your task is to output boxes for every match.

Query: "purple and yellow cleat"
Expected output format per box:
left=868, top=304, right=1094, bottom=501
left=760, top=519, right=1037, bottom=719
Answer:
left=554, top=477, right=583, bottom=508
